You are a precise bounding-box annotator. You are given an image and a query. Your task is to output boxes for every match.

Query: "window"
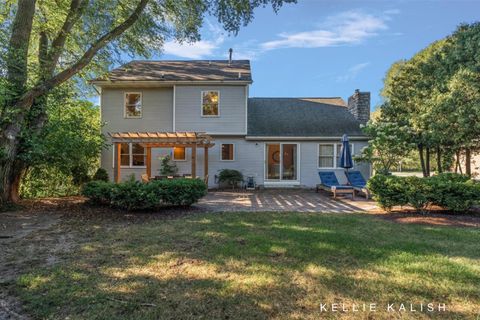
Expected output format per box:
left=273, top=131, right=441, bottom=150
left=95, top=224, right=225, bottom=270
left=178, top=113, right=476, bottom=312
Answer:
left=201, top=91, right=219, bottom=116
left=120, top=143, right=130, bottom=166
left=318, top=144, right=335, bottom=168
left=124, top=92, right=142, bottom=118
left=131, top=143, right=146, bottom=166
left=117, top=143, right=146, bottom=167
left=221, top=144, right=234, bottom=161
left=318, top=143, right=354, bottom=168
left=173, top=147, right=186, bottom=161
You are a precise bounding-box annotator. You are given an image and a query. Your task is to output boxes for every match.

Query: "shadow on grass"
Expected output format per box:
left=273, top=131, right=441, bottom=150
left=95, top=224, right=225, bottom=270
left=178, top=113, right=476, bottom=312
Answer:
left=15, top=211, right=480, bottom=319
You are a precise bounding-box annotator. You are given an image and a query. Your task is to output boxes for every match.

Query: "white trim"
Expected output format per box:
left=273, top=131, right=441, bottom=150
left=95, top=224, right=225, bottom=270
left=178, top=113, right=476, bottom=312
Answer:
left=317, top=143, right=355, bottom=169
left=246, top=136, right=367, bottom=141
left=244, top=85, right=248, bottom=135
left=172, top=146, right=187, bottom=161
left=317, top=143, right=336, bottom=169
left=208, top=132, right=247, bottom=136
left=172, top=85, right=176, bottom=131
left=124, top=92, right=143, bottom=119
left=220, top=143, right=235, bottom=161
left=264, top=142, right=300, bottom=182
left=264, top=181, right=301, bottom=186
left=91, top=80, right=253, bottom=87
left=201, top=90, right=220, bottom=117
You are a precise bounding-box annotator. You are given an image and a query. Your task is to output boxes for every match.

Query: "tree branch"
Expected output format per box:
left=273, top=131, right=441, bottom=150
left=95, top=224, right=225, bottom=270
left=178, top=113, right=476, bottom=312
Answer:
left=15, top=0, right=149, bottom=109
left=46, top=0, right=89, bottom=74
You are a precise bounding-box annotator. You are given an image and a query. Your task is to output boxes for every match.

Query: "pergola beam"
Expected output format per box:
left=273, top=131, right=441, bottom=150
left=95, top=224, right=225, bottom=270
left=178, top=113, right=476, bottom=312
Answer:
left=110, top=132, right=213, bottom=182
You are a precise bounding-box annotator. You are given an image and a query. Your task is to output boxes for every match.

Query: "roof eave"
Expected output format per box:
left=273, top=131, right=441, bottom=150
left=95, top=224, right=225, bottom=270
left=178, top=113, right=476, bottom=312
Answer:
left=90, top=79, right=253, bottom=87
left=245, top=135, right=368, bottom=141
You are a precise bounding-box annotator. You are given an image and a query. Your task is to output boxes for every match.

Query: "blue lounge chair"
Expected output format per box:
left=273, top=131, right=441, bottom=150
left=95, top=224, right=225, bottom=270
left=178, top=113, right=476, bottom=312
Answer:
left=346, top=171, right=370, bottom=199
left=316, top=172, right=354, bottom=199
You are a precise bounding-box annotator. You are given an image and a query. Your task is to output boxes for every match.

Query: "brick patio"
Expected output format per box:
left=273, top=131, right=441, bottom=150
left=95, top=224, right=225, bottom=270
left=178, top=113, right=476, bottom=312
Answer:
left=196, top=189, right=378, bottom=213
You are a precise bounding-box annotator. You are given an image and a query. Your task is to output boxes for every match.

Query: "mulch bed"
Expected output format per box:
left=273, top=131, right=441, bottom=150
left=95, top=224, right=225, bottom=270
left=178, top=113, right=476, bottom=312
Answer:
left=7, top=196, right=480, bottom=228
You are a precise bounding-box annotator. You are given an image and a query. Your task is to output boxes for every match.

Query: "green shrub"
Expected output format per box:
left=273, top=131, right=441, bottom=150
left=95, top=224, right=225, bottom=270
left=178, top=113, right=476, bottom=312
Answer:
left=92, top=168, right=109, bottom=182
left=428, top=173, right=480, bottom=212
left=367, top=174, right=408, bottom=211
left=81, top=181, right=113, bottom=205
left=368, top=173, right=480, bottom=213
left=218, top=169, right=243, bottom=189
left=81, top=177, right=207, bottom=210
left=21, top=166, right=81, bottom=198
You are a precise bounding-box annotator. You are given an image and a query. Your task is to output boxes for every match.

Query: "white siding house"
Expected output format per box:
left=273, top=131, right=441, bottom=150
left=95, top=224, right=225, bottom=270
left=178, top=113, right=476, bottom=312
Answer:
left=93, top=60, right=371, bottom=188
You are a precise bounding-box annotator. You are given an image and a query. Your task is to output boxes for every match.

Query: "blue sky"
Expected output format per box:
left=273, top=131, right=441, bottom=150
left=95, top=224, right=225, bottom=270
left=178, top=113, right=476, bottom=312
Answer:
left=152, top=0, right=480, bottom=109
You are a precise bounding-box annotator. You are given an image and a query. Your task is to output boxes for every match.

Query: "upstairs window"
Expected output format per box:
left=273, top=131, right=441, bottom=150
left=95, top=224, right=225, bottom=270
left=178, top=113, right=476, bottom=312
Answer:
left=173, top=147, right=186, bottom=161
left=201, top=91, right=219, bottom=116
left=221, top=144, right=234, bottom=161
left=124, top=92, right=142, bottom=118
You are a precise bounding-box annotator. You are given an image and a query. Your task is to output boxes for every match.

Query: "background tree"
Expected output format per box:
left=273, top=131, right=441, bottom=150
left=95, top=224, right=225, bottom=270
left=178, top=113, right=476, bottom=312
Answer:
left=0, top=0, right=296, bottom=204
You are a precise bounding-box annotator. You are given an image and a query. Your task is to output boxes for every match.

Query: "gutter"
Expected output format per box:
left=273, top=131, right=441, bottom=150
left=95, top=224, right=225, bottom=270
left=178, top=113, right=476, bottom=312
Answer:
left=245, top=136, right=368, bottom=141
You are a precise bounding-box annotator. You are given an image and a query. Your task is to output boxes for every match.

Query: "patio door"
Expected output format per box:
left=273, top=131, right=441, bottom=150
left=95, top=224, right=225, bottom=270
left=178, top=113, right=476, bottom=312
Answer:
left=265, top=143, right=298, bottom=181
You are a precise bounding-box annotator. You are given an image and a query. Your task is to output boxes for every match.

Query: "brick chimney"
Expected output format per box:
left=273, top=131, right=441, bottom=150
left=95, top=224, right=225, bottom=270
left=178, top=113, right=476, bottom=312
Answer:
left=347, top=89, right=370, bottom=125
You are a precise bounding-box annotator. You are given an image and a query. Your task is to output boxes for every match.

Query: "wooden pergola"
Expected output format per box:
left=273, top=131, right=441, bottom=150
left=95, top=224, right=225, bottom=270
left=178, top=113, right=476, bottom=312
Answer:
left=110, top=132, right=215, bottom=183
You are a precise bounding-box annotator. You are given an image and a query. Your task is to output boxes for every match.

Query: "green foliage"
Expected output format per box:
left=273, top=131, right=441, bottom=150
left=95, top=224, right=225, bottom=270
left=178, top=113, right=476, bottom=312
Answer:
left=81, top=180, right=113, bottom=205
left=356, top=112, right=414, bottom=174
left=368, top=173, right=480, bottom=213
left=92, top=168, right=109, bottom=182
left=20, top=166, right=81, bottom=199
left=377, top=23, right=480, bottom=176
left=81, top=178, right=207, bottom=210
left=19, top=90, right=105, bottom=198
left=159, top=155, right=178, bottom=176
left=218, top=169, right=243, bottom=188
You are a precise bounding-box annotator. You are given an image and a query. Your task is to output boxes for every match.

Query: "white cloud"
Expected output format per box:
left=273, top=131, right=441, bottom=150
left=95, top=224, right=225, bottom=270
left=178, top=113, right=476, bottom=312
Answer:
left=163, top=20, right=226, bottom=59
left=261, top=10, right=390, bottom=50
left=336, top=62, right=370, bottom=82
left=163, top=40, right=218, bottom=59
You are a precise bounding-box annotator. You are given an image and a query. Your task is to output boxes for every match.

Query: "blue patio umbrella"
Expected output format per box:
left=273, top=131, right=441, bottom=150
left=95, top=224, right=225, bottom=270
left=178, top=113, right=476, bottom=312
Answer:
left=339, top=134, right=353, bottom=171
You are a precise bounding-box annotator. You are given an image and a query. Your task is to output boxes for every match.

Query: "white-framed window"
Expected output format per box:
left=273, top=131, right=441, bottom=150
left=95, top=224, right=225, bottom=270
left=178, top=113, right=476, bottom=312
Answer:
left=318, top=143, right=354, bottom=169
left=318, top=144, right=335, bottom=169
left=221, top=143, right=235, bottom=161
left=173, top=147, right=186, bottom=161
left=115, top=143, right=146, bottom=167
left=201, top=90, right=219, bottom=116
left=124, top=92, right=142, bottom=118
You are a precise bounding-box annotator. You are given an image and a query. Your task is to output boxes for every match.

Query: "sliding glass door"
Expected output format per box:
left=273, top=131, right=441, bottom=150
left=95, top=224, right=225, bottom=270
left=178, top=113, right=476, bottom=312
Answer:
left=266, top=143, right=298, bottom=181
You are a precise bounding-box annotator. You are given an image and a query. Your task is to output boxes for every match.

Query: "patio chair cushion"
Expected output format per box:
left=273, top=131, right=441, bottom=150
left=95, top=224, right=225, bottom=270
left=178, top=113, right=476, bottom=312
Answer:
left=318, top=172, right=341, bottom=187
left=346, top=171, right=367, bottom=188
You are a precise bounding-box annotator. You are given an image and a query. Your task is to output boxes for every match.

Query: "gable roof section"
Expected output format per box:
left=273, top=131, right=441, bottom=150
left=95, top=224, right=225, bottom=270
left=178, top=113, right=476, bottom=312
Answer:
left=247, top=98, right=365, bottom=137
left=92, top=60, right=251, bottom=84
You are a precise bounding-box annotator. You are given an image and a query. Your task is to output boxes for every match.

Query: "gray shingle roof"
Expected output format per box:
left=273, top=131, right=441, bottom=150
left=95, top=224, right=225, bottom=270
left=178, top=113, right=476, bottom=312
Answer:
left=93, top=60, right=251, bottom=82
left=247, top=98, right=365, bottom=137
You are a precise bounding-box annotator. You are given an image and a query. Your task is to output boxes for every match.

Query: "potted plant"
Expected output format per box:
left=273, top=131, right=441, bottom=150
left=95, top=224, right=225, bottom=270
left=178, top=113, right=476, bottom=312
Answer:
left=218, top=169, right=243, bottom=189
left=159, top=155, right=178, bottom=176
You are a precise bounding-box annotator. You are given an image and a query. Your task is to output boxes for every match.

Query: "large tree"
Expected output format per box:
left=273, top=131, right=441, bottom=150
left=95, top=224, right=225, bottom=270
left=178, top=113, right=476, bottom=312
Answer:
left=0, top=0, right=295, bottom=204
left=378, top=22, right=480, bottom=177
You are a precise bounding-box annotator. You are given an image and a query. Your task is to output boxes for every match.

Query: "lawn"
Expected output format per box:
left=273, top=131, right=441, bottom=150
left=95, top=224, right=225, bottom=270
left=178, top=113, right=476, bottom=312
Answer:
left=13, top=211, right=480, bottom=319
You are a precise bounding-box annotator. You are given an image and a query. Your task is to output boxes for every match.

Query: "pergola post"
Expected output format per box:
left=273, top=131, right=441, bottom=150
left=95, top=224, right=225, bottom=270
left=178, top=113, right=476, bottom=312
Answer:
left=204, top=146, right=208, bottom=181
left=191, top=144, right=197, bottom=178
left=146, top=147, right=152, bottom=178
left=115, top=143, right=121, bottom=183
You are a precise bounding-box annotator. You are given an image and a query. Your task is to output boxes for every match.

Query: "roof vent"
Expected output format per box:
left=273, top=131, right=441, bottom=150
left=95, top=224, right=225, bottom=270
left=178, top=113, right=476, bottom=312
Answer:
left=228, top=48, right=233, bottom=65
left=238, top=72, right=242, bottom=79
left=161, top=72, right=165, bottom=79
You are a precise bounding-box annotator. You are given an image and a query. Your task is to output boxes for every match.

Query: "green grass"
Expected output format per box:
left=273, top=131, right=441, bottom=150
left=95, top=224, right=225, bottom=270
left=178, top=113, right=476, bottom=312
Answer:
left=16, top=212, right=480, bottom=319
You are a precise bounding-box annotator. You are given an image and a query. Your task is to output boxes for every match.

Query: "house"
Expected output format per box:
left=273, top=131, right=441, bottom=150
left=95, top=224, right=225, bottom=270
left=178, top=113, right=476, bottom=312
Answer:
left=92, top=59, right=371, bottom=188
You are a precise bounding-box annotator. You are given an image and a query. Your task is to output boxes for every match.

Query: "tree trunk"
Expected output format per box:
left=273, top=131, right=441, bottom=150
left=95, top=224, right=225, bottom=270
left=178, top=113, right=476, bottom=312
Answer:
left=465, top=148, right=471, bottom=177
left=418, top=145, right=427, bottom=177
left=425, top=147, right=430, bottom=177
left=436, top=146, right=442, bottom=174
left=0, top=0, right=36, bottom=205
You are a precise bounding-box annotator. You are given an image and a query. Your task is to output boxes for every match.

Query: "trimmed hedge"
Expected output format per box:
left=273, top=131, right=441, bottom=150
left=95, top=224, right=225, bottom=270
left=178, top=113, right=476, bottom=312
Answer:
left=368, top=173, right=480, bottom=212
left=81, top=178, right=207, bottom=210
